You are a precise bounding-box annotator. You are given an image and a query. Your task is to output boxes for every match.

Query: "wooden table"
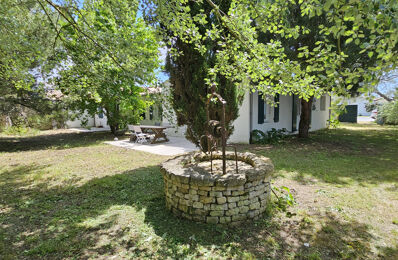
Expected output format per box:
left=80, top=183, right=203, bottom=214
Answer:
left=139, top=125, right=169, bottom=144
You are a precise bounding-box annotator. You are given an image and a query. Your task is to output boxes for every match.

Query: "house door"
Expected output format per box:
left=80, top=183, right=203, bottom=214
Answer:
left=292, top=95, right=299, bottom=132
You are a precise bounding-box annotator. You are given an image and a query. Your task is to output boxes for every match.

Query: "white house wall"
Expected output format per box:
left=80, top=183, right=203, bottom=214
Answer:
left=94, top=114, right=108, bottom=127
left=162, top=113, right=187, bottom=138
left=347, top=96, right=370, bottom=116
left=66, top=111, right=95, bottom=128
left=229, top=91, right=251, bottom=144
left=311, top=96, right=330, bottom=131
left=229, top=91, right=331, bottom=144
left=251, top=92, right=293, bottom=133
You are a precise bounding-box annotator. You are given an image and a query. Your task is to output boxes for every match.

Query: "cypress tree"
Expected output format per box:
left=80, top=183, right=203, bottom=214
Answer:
left=165, top=1, right=243, bottom=147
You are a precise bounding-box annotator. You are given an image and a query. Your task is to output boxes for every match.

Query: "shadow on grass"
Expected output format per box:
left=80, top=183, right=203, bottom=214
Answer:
left=239, top=126, right=398, bottom=185
left=1, top=163, right=395, bottom=259
left=0, top=131, right=117, bottom=152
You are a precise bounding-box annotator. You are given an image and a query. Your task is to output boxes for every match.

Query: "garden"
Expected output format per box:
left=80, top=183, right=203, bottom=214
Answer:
left=2, top=1, right=398, bottom=259
left=1, top=122, right=397, bottom=259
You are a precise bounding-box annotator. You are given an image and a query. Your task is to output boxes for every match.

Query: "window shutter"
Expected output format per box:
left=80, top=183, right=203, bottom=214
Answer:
left=274, top=94, right=280, bottom=122
left=258, top=93, right=264, bottom=124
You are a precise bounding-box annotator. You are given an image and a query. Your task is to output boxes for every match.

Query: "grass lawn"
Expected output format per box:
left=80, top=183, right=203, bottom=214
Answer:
left=0, top=124, right=397, bottom=259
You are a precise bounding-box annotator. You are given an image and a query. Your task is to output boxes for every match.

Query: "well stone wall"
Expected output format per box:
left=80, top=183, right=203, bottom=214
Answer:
left=160, top=151, right=274, bottom=224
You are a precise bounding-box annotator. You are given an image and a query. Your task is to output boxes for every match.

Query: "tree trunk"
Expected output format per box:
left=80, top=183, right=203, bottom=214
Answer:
left=298, top=97, right=313, bottom=138
left=109, top=124, right=119, bottom=135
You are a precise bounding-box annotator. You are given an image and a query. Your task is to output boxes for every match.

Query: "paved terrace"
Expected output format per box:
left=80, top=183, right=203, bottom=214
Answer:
left=105, top=136, right=198, bottom=156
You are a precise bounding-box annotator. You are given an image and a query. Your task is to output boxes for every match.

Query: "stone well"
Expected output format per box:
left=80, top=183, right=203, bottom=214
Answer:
left=160, top=151, right=274, bottom=224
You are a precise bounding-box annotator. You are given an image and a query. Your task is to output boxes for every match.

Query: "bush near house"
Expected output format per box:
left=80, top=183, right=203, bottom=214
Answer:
left=251, top=128, right=288, bottom=144
left=377, top=101, right=398, bottom=125
left=0, top=108, right=69, bottom=135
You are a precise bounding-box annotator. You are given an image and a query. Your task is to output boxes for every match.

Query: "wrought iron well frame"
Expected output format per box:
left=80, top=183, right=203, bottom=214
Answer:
left=200, top=89, right=238, bottom=175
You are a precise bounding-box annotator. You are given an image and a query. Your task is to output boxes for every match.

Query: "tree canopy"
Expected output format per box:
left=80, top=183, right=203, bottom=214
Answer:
left=145, top=0, right=398, bottom=137
left=53, top=0, right=160, bottom=133
left=1, top=0, right=161, bottom=133
left=0, top=0, right=61, bottom=119
left=163, top=1, right=244, bottom=147
left=2, top=0, right=398, bottom=137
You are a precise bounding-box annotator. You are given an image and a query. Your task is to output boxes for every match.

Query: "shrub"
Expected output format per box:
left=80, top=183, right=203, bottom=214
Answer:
left=27, top=111, right=69, bottom=130
left=250, top=129, right=267, bottom=144
left=377, top=101, right=398, bottom=125
left=2, top=126, right=40, bottom=136
left=1, top=109, right=69, bottom=132
left=365, top=102, right=378, bottom=112
left=250, top=128, right=288, bottom=144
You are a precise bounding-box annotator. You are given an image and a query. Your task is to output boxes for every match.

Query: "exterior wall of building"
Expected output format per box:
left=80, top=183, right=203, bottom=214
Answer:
left=346, top=96, right=370, bottom=116
left=65, top=89, right=330, bottom=144
left=94, top=113, right=108, bottom=127
left=251, top=92, right=294, bottom=133
left=65, top=112, right=95, bottom=128
left=229, top=91, right=251, bottom=144
left=311, top=96, right=331, bottom=131
left=228, top=91, right=331, bottom=144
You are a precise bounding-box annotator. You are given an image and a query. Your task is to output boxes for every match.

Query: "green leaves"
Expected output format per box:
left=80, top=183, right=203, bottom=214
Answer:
left=345, top=38, right=353, bottom=45
left=53, top=0, right=161, bottom=132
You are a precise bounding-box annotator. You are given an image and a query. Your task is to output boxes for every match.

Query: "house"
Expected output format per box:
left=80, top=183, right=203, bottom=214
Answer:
left=228, top=91, right=331, bottom=143
left=335, top=95, right=371, bottom=117
left=65, top=111, right=108, bottom=129
left=66, top=87, right=331, bottom=144
left=65, top=87, right=186, bottom=137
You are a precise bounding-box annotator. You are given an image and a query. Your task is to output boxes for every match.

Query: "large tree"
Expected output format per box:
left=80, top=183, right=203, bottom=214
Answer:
left=163, top=2, right=244, bottom=147
left=146, top=0, right=398, bottom=138
left=0, top=0, right=63, bottom=124
left=51, top=0, right=161, bottom=134
left=1, top=0, right=161, bottom=133
left=258, top=1, right=390, bottom=137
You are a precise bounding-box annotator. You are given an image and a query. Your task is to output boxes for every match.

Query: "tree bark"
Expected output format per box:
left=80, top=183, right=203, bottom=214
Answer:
left=375, top=89, right=393, bottom=102
left=109, top=124, right=119, bottom=136
left=298, top=97, right=313, bottom=138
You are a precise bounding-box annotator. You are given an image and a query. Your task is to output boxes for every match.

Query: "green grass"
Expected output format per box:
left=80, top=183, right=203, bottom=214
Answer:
left=0, top=124, right=397, bottom=259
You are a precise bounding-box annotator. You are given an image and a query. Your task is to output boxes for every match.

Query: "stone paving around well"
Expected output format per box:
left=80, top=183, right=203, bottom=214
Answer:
left=105, top=136, right=198, bottom=156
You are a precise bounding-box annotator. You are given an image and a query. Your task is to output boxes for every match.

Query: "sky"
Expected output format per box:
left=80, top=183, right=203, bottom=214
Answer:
left=378, top=74, right=398, bottom=96
left=156, top=46, right=169, bottom=82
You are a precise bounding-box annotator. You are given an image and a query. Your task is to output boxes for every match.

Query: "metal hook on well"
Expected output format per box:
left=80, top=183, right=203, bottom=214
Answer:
left=199, top=86, right=238, bottom=175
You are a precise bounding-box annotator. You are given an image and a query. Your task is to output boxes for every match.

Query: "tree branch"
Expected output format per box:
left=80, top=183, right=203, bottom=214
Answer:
left=375, top=89, right=393, bottom=102
left=38, top=0, right=127, bottom=71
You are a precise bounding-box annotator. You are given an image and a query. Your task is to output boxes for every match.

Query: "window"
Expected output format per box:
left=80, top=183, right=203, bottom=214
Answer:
left=274, top=94, right=280, bottom=122
left=149, top=106, right=154, bottom=120
left=320, top=95, right=326, bottom=111
left=98, top=108, right=104, bottom=119
left=258, top=93, right=265, bottom=124
left=264, top=102, right=267, bottom=120
left=312, top=98, right=317, bottom=110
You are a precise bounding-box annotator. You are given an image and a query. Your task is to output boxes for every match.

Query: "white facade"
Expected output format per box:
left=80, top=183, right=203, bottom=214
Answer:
left=250, top=92, right=294, bottom=133
left=162, top=114, right=187, bottom=138
left=65, top=90, right=331, bottom=145
left=311, top=96, right=331, bottom=130
left=66, top=112, right=95, bottom=128
left=343, top=96, right=371, bottom=116
left=228, top=91, right=251, bottom=143
left=228, top=91, right=331, bottom=144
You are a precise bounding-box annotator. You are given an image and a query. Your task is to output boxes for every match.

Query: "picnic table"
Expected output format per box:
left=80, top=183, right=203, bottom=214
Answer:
left=139, top=125, right=169, bottom=144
